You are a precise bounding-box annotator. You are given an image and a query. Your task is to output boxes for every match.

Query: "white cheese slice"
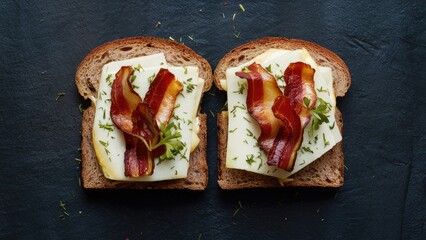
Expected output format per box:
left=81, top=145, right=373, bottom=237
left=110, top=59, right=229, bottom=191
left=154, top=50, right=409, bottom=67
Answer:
left=225, top=49, right=342, bottom=179
left=92, top=53, right=203, bottom=181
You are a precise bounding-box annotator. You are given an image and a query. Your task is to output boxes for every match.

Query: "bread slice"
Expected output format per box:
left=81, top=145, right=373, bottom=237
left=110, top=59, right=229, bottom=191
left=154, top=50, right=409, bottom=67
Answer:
left=214, top=37, right=351, bottom=189
left=76, top=37, right=212, bottom=190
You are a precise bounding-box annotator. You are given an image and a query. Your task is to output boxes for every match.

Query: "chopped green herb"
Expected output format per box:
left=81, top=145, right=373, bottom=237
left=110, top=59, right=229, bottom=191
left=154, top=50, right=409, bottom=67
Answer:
left=186, top=83, right=195, bottom=93
left=174, top=103, right=181, bottom=110
left=74, top=158, right=81, bottom=162
left=299, top=159, right=306, bottom=165
left=155, top=21, right=161, bottom=28
left=233, top=208, right=240, bottom=217
left=329, top=122, right=335, bottom=130
left=169, top=36, right=175, bottom=41
left=243, top=139, right=248, bottom=144
left=266, top=64, right=272, bottom=73
left=230, top=128, right=238, bottom=133
left=317, top=86, right=329, bottom=93
left=78, top=104, right=83, bottom=113
left=56, top=92, right=65, bottom=101
left=106, top=74, right=113, bottom=86
left=183, top=66, right=188, bottom=74
left=242, top=66, right=250, bottom=73
left=98, top=122, right=114, bottom=132
left=99, top=140, right=108, bottom=147
left=172, top=114, right=181, bottom=121
left=232, top=12, right=237, bottom=21
left=323, top=133, right=330, bottom=147
left=233, top=31, right=241, bottom=38
left=59, top=201, right=67, bottom=211
left=246, top=128, right=254, bottom=137
left=246, top=154, right=255, bottom=165
left=188, top=35, right=194, bottom=41
left=222, top=12, right=225, bottom=18
left=243, top=116, right=251, bottom=123
left=239, top=4, right=245, bottom=12
left=147, top=73, right=156, bottom=84
left=134, top=64, right=143, bottom=72
left=233, top=81, right=247, bottom=94
left=302, top=146, right=314, bottom=153
left=274, top=74, right=284, bottom=81
left=232, top=156, right=238, bottom=161
left=230, top=104, right=247, bottom=117
left=209, top=110, right=215, bottom=118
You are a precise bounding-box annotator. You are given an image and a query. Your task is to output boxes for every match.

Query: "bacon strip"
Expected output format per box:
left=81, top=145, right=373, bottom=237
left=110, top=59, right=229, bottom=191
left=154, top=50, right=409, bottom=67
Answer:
left=110, top=67, right=183, bottom=177
left=235, top=63, right=282, bottom=153
left=269, top=96, right=303, bottom=170
left=235, top=62, right=317, bottom=172
left=144, top=68, right=183, bottom=127
left=123, top=134, right=154, bottom=177
left=110, top=66, right=142, bottom=134
left=284, top=62, right=317, bottom=127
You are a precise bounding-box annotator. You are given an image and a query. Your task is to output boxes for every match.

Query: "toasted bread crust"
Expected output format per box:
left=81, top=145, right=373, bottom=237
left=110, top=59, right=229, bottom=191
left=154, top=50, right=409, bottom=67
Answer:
left=215, top=37, right=349, bottom=189
left=214, top=37, right=351, bottom=97
left=76, top=37, right=212, bottom=100
left=76, top=37, right=212, bottom=190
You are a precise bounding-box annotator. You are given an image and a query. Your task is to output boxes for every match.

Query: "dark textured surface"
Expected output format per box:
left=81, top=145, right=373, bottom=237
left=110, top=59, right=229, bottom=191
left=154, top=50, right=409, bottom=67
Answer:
left=1, top=0, right=425, bottom=239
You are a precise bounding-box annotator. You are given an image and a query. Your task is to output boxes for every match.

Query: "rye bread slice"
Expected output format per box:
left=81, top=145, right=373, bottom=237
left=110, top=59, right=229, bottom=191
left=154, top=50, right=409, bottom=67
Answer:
left=214, top=37, right=350, bottom=189
left=75, top=37, right=212, bottom=190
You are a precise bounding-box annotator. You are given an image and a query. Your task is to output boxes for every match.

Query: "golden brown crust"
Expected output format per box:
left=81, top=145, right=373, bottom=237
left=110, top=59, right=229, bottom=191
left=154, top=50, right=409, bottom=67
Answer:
left=217, top=110, right=344, bottom=190
left=81, top=107, right=208, bottom=190
left=76, top=36, right=213, bottom=100
left=214, top=37, right=351, bottom=97
left=76, top=37, right=212, bottom=190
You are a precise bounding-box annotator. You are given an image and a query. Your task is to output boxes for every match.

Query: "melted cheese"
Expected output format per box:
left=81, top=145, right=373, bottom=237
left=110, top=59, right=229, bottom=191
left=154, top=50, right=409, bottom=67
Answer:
left=225, top=49, right=341, bottom=179
left=92, top=53, right=204, bottom=181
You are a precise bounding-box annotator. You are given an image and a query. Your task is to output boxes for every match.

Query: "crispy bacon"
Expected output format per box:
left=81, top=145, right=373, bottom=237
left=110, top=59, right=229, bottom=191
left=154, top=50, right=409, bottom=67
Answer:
left=123, top=134, right=154, bottom=177
left=235, top=62, right=317, bottom=172
left=284, top=62, right=317, bottom=127
left=110, top=67, right=157, bottom=176
left=269, top=96, right=303, bottom=170
left=144, top=68, right=183, bottom=127
left=110, top=67, right=182, bottom=177
left=110, top=66, right=142, bottom=134
left=235, top=63, right=282, bottom=153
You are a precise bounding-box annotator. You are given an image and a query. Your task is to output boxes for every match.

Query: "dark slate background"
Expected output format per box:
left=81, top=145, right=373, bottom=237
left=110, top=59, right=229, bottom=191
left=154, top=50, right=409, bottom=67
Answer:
left=1, top=1, right=425, bottom=239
